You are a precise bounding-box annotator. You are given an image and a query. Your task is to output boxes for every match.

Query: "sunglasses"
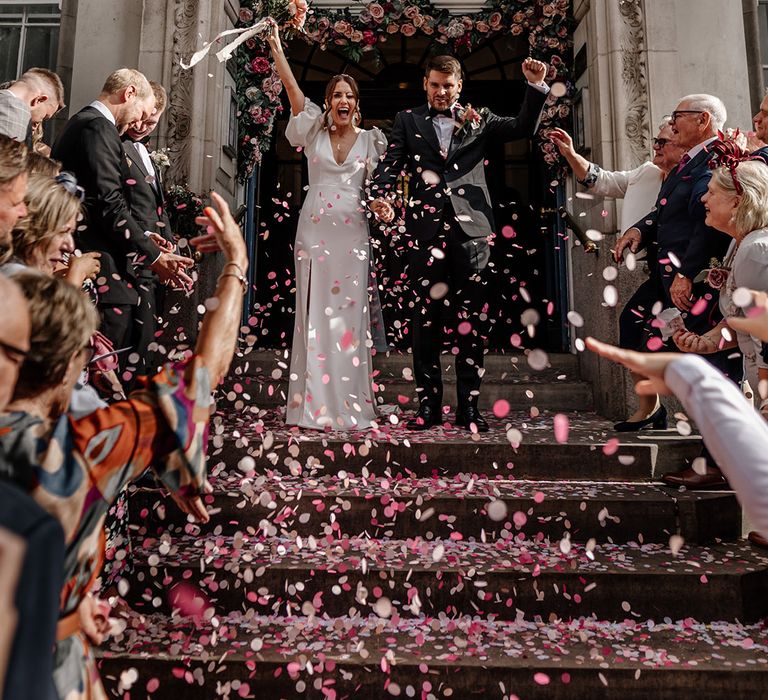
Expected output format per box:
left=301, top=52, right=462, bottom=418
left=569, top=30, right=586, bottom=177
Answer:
left=55, top=172, right=85, bottom=203
left=652, top=138, right=670, bottom=148
left=670, top=110, right=704, bottom=123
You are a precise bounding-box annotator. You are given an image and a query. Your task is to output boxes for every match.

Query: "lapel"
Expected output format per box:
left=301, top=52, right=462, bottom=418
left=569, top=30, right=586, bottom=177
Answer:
left=412, top=106, right=444, bottom=159
left=124, top=139, right=150, bottom=180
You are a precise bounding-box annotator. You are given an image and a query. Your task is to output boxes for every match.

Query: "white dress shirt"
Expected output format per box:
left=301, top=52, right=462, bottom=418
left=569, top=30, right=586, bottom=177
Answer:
left=132, top=140, right=158, bottom=191
left=430, top=81, right=550, bottom=158
left=89, top=100, right=116, bottom=125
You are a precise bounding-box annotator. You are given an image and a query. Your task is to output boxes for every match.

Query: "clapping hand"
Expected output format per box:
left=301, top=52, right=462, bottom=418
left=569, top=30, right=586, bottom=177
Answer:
left=63, top=251, right=101, bottom=287
left=522, top=58, right=548, bottom=86
left=191, top=191, right=249, bottom=270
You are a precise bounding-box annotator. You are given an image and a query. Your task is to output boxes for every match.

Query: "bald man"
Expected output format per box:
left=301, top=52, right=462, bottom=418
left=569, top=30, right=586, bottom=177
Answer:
left=0, top=275, right=65, bottom=700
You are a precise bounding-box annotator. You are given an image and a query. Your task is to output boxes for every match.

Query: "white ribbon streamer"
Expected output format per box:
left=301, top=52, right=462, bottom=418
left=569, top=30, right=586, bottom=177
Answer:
left=180, top=19, right=271, bottom=70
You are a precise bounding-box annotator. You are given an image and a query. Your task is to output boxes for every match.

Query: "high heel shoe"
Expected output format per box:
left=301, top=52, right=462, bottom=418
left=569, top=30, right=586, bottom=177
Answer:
left=613, top=404, right=667, bottom=432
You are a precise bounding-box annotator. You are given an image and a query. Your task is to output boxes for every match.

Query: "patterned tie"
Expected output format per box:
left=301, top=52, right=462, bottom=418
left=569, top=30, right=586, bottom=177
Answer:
left=676, top=153, right=691, bottom=174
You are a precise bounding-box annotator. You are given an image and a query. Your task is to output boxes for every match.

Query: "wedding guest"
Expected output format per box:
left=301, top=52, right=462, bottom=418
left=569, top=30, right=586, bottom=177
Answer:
left=668, top=154, right=768, bottom=488
left=0, top=275, right=64, bottom=700
left=0, top=68, right=64, bottom=145
left=267, top=22, right=388, bottom=430
left=0, top=135, right=28, bottom=263
left=549, top=122, right=684, bottom=236
left=25, top=152, right=61, bottom=177
left=52, top=68, right=192, bottom=388
left=611, top=95, right=735, bottom=432
left=121, top=80, right=178, bottom=377
left=587, top=333, right=768, bottom=545
left=0, top=192, right=246, bottom=700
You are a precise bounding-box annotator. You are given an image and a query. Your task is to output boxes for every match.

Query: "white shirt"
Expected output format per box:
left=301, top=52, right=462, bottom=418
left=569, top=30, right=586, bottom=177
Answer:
left=89, top=100, right=116, bottom=125
left=131, top=140, right=158, bottom=191
left=430, top=81, right=550, bottom=158
left=666, top=355, right=768, bottom=536
left=684, top=135, right=718, bottom=162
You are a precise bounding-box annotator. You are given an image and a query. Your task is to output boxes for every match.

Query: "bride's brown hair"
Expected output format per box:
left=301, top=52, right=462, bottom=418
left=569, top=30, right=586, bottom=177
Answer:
left=322, top=74, right=361, bottom=128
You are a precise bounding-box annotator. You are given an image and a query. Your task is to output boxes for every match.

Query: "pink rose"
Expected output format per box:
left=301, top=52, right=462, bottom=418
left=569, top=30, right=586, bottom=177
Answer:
left=511, top=24, right=523, bottom=35
left=401, top=23, right=416, bottom=36
left=387, top=23, right=399, bottom=33
left=363, top=29, right=377, bottom=45
left=288, top=0, right=308, bottom=29
left=334, top=20, right=351, bottom=35
left=369, top=3, right=385, bottom=19
left=412, top=14, right=424, bottom=27
left=422, top=25, right=434, bottom=35
left=461, top=16, right=473, bottom=29
left=350, top=30, right=363, bottom=42
left=317, top=17, right=330, bottom=31
left=489, top=12, right=502, bottom=28
left=404, top=6, right=419, bottom=19
left=250, top=57, right=271, bottom=74
left=239, top=8, right=254, bottom=22
left=475, top=21, right=490, bottom=33
left=543, top=3, right=556, bottom=16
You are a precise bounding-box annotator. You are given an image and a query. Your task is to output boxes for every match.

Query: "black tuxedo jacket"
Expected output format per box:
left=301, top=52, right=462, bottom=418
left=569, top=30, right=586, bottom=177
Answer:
left=121, top=138, right=175, bottom=276
left=634, top=143, right=730, bottom=289
left=372, top=84, right=547, bottom=240
left=52, top=107, right=163, bottom=304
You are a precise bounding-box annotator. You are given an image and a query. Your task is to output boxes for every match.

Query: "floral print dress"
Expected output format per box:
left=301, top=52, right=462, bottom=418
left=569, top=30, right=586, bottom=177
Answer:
left=0, top=359, right=212, bottom=700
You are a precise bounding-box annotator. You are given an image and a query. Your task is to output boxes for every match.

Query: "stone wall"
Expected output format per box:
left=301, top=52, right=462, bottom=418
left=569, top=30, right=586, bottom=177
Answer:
left=571, top=0, right=753, bottom=418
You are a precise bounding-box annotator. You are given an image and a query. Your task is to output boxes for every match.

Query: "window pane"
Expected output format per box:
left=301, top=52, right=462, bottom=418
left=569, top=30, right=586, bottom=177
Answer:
left=22, top=24, right=59, bottom=73
left=27, top=4, right=59, bottom=13
left=0, top=25, right=20, bottom=83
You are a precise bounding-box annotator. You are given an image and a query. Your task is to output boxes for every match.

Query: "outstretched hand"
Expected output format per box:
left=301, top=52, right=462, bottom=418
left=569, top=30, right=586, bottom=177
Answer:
left=548, top=127, right=575, bottom=157
left=522, top=58, right=548, bottom=85
left=190, top=191, right=249, bottom=270
left=266, top=18, right=281, bottom=51
left=585, top=337, right=675, bottom=397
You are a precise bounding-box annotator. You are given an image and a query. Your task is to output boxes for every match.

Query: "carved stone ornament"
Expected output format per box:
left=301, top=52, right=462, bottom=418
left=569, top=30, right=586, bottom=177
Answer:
left=166, top=0, right=197, bottom=186
left=619, top=0, right=650, bottom=164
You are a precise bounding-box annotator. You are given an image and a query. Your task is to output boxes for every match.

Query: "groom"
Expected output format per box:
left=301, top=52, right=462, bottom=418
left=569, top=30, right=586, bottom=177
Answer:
left=371, top=55, right=549, bottom=432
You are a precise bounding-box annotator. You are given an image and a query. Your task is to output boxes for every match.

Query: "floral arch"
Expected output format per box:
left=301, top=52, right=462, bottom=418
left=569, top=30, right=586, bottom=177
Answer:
left=234, top=0, right=572, bottom=181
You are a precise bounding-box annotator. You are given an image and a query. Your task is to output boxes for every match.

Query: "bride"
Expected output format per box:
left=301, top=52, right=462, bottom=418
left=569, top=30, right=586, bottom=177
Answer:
left=267, top=23, right=388, bottom=430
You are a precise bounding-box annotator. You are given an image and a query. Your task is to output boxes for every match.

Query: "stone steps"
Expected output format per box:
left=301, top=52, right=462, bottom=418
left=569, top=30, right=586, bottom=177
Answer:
left=98, top=610, right=768, bottom=699
left=129, top=476, right=740, bottom=545
left=208, top=410, right=702, bottom=480
left=122, top=534, right=768, bottom=623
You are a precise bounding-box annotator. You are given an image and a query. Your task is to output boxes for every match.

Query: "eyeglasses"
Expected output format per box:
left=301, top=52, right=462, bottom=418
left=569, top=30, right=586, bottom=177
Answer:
left=54, top=172, right=85, bottom=203
left=652, top=138, right=670, bottom=148
left=670, top=110, right=704, bottom=123
left=0, top=339, right=29, bottom=365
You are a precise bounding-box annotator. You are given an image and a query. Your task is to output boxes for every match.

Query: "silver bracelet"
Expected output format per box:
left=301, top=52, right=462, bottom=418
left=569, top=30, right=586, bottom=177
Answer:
left=218, top=271, right=247, bottom=294
left=222, top=261, right=246, bottom=277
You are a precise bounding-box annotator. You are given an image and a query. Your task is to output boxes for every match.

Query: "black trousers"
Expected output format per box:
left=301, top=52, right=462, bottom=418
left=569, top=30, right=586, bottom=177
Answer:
left=407, top=206, right=491, bottom=410
left=99, top=276, right=158, bottom=388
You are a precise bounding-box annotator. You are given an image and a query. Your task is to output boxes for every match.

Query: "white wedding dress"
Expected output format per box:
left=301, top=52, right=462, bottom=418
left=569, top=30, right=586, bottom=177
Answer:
left=284, top=99, right=387, bottom=430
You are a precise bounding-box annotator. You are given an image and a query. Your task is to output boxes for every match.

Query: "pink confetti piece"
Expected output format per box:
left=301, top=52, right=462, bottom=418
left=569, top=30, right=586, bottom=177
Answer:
left=553, top=413, right=569, bottom=443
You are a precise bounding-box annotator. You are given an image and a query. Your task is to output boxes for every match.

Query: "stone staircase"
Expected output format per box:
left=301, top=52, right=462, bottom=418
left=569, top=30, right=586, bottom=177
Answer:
left=96, top=351, right=768, bottom=699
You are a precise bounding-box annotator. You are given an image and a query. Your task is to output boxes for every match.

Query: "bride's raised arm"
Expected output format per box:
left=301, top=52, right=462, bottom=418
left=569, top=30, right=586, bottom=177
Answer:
left=266, top=22, right=305, bottom=117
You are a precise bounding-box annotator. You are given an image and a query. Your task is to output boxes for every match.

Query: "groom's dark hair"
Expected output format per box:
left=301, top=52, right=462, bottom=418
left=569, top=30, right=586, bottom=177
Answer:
left=425, top=55, right=462, bottom=80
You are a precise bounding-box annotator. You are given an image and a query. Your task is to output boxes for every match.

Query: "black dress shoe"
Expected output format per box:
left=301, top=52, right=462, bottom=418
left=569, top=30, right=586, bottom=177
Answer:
left=406, top=404, right=440, bottom=430
left=613, top=404, right=667, bottom=432
left=455, top=406, right=489, bottom=432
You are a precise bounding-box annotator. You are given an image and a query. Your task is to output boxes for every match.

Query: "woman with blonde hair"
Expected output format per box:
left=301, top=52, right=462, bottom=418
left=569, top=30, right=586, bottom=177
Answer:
left=0, top=193, right=246, bottom=700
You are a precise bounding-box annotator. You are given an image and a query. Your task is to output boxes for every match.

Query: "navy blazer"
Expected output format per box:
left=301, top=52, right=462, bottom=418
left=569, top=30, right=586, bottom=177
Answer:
left=633, top=144, right=731, bottom=288
left=372, top=84, right=547, bottom=241
left=0, top=482, right=64, bottom=700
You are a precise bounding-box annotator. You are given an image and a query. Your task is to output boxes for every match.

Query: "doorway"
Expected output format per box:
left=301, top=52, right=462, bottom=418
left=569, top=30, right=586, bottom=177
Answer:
left=249, top=34, right=569, bottom=352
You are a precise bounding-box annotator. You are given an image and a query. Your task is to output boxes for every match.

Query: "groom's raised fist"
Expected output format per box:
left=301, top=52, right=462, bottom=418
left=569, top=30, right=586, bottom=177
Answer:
left=522, top=58, right=548, bottom=86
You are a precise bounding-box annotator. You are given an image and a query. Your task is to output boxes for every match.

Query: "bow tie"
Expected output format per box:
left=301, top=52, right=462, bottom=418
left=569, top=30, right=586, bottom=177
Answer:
left=429, top=106, right=454, bottom=118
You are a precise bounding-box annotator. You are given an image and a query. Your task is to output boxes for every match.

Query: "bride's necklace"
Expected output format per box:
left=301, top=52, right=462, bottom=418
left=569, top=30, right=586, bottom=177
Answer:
left=329, top=127, right=358, bottom=165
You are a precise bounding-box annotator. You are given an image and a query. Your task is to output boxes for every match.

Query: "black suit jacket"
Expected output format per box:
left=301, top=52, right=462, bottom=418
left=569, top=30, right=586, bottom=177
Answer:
left=121, top=139, right=175, bottom=246
left=372, top=84, right=547, bottom=240
left=52, top=106, right=163, bottom=305
left=0, top=482, right=64, bottom=700
left=633, top=143, right=730, bottom=288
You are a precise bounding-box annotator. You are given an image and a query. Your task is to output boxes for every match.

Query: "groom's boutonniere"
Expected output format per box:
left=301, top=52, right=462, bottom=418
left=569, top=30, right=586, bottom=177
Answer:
left=456, top=104, right=484, bottom=135
left=149, top=147, right=171, bottom=171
